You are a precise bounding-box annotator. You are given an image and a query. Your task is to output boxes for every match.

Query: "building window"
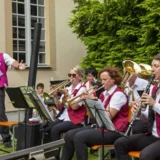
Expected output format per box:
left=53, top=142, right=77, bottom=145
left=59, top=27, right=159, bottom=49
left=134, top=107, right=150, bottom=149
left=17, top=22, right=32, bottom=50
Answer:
left=12, top=0, right=46, bottom=66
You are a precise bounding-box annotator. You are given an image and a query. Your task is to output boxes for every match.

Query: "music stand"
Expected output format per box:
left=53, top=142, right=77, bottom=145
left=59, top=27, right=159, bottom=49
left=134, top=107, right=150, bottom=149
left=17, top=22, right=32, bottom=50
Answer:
left=24, top=88, right=55, bottom=144
left=84, top=99, right=116, bottom=160
left=6, top=86, right=54, bottom=148
left=5, top=86, right=34, bottom=152
left=26, top=89, right=54, bottom=122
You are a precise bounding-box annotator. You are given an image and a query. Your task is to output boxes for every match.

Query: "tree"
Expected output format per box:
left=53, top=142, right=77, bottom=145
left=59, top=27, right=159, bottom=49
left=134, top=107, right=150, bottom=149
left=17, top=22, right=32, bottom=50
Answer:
left=69, top=0, right=160, bottom=72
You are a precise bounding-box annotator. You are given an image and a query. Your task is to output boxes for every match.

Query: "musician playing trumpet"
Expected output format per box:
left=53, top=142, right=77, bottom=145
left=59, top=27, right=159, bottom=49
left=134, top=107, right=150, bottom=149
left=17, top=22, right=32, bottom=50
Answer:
left=60, top=66, right=128, bottom=160
left=42, top=66, right=86, bottom=160
left=114, top=53, right=160, bottom=160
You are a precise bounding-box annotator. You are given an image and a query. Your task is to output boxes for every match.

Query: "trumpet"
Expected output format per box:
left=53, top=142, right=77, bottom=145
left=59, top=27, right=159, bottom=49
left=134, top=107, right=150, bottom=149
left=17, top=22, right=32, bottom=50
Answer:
left=139, top=63, right=159, bottom=84
left=66, top=85, right=104, bottom=106
left=121, top=60, right=142, bottom=89
left=43, top=80, right=71, bottom=100
left=124, top=74, right=155, bottom=137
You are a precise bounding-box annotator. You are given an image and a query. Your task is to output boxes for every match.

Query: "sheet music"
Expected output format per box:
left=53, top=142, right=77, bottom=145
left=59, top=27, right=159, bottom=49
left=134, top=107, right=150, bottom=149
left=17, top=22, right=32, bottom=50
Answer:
left=85, top=99, right=115, bottom=131
left=6, top=86, right=54, bottom=122
left=20, top=86, right=35, bottom=108
left=31, top=92, right=54, bottom=122
left=36, top=94, right=54, bottom=122
left=20, top=86, right=54, bottom=122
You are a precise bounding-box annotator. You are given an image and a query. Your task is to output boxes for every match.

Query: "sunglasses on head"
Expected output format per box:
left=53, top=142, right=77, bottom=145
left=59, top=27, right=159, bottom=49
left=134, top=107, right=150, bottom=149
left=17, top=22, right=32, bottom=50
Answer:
left=68, top=73, right=76, bottom=77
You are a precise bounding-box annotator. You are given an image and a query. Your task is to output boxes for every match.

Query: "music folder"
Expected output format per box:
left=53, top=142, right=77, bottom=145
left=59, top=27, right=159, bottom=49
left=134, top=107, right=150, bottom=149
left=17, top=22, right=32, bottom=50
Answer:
left=84, top=99, right=115, bottom=131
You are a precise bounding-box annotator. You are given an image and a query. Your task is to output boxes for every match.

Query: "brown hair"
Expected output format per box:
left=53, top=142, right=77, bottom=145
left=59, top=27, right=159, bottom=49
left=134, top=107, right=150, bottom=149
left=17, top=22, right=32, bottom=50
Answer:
left=36, top=83, right=44, bottom=89
left=99, top=67, right=122, bottom=85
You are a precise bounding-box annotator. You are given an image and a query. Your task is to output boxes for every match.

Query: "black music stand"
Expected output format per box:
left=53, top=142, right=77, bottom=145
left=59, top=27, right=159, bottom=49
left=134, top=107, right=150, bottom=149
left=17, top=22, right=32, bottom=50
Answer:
left=6, top=86, right=54, bottom=149
left=84, top=99, right=116, bottom=160
left=25, top=88, right=55, bottom=145
left=6, top=86, right=31, bottom=108
left=2, top=87, right=32, bottom=153
left=26, top=89, right=54, bottom=122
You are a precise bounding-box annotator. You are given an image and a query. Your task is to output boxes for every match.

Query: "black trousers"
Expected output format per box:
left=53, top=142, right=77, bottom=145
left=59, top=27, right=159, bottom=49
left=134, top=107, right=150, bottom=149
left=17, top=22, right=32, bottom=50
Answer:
left=132, top=120, right=148, bottom=134
left=70, top=128, right=121, bottom=160
left=114, top=133, right=160, bottom=160
left=61, top=125, right=92, bottom=160
left=50, top=119, right=83, bottom=141
left=0, top=87, right=11, bottom=143
left=42, top=119, right=83, bottom=160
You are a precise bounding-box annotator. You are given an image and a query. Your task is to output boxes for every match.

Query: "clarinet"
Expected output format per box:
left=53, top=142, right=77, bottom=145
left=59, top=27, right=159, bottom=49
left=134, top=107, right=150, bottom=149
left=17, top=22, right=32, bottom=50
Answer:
left=124, top=74, right=155, bottom=137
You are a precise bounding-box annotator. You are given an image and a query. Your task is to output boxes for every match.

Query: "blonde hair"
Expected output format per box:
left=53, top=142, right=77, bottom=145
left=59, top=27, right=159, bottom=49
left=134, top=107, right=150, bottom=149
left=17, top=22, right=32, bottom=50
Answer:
left=72, top=66, right=84, bottom=78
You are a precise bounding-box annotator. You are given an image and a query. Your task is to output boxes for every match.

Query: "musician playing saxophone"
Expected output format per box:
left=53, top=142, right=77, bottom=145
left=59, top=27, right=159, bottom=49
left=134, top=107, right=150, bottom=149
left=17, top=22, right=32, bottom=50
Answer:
left=114, top=53, right=160, bottom=160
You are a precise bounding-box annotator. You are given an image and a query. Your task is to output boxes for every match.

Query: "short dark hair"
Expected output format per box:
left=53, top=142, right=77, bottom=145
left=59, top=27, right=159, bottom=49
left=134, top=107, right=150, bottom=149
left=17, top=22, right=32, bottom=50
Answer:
left=85, top=67, right=98, bottom=78
left=36, top=83, right=44, bottom=89
left=99, top=67, right=122, bottom=85
left=153, top=53, right=160, bottom=61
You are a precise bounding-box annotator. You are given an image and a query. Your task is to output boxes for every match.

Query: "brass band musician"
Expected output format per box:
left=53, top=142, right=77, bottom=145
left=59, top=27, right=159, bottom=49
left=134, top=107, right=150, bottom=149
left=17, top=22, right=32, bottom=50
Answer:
left=60, top=66, right=128, bottom=160
left=114, top=53, right=160, bottom=160
left=83, top=67, right=104, bottom=98
left=124, top=71, right=148, bottom=134
left=42, top=66, right=86, bottom=160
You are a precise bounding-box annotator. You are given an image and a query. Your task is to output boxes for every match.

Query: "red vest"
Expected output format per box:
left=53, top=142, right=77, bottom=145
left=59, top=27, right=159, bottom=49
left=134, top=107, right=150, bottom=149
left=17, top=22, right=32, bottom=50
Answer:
left=67, top=85, right=87, bottom=124
left=151, top=85, right=160, bottom=136
left=99, top=87, right=128, bottom=132
left=0, top=53, right=8, bottom=87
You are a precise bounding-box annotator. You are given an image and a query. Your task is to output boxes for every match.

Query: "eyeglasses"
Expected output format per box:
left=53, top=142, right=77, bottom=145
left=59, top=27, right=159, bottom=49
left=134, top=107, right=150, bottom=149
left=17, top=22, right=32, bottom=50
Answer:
left=68, top=73, right=76, bottom=77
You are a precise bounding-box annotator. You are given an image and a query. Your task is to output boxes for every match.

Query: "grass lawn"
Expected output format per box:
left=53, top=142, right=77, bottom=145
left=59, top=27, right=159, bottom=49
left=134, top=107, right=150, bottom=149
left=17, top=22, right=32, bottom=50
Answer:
left=0, top=142, right=12, bottom=156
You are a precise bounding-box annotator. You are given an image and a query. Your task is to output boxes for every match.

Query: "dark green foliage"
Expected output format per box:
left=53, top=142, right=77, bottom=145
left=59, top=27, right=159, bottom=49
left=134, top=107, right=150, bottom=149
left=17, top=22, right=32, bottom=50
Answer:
left=69, top=0, right=160, bottom=72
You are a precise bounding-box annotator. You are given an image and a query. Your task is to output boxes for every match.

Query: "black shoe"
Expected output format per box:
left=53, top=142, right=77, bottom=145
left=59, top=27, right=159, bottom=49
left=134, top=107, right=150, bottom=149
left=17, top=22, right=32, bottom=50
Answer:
left=3, top=141, right=12, bottom=148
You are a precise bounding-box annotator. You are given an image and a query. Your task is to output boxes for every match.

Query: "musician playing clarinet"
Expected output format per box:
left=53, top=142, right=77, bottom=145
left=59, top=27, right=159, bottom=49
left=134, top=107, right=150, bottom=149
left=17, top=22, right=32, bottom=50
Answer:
left=60, top=66, right=128, bottom=160
left=124, top=72, right=148, bottom=134
left=114, top=53, right=160, bottom=160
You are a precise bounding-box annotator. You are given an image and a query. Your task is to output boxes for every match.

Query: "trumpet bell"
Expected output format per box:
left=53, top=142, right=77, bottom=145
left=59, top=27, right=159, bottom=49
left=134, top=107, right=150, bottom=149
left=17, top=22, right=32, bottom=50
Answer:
left=121, top=60, right=141, bottom=88
left=43, top=92, right=50, bottom=100
left=123, top=60, right=142, bottom=74
left=139, top=63, right=152, bottom=79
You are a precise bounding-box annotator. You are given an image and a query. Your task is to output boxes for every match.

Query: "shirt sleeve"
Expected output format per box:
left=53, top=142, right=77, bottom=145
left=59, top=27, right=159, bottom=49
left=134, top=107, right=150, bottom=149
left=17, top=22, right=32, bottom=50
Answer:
left=3, top=53, right=15, bottom=67
left=76, top=86, right=86, bottom=106
left=109, top=92, right=127, bottom=111
left=153, top=102, right=160, bottom=115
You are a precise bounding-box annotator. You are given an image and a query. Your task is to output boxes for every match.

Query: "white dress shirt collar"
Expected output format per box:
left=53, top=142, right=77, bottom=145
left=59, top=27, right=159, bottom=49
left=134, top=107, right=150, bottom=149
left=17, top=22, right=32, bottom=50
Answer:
left=103, top=85, right=117, bottom=96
